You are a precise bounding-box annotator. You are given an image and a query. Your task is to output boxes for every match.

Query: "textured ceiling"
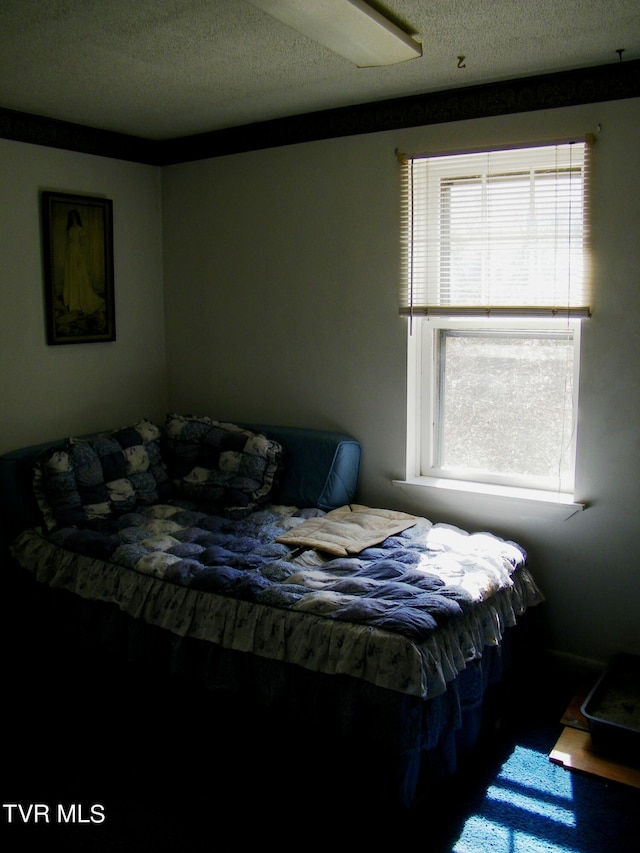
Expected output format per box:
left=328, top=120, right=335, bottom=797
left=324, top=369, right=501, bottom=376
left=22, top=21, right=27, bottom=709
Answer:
left=0, top=0, right=638, bottom=141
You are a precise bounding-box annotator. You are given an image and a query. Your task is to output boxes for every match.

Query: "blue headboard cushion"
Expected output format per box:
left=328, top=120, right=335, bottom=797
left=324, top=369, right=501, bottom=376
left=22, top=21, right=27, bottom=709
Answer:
left=247, top=425, right=361, bottom=511
left=0, top=422, right=361, bottom=548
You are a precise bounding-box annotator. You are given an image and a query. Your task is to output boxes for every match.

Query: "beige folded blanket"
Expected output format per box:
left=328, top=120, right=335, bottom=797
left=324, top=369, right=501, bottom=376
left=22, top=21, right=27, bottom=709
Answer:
left=276, top=504, right=418, bottom=556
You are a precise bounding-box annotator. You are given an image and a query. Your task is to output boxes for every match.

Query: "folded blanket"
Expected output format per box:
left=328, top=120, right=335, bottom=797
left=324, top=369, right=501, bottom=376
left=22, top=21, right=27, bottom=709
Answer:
left=275, top=504, right=418, bottom=556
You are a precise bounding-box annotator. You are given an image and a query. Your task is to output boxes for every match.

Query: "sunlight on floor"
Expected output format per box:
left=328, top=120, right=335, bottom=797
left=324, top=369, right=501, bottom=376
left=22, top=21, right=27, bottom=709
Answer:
left=453, top=745, right=582, bottom=853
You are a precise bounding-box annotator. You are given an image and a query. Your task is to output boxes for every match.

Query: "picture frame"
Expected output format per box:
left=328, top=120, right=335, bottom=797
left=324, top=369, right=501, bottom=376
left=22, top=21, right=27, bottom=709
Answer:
left=41, top=191, right=115, bottom=344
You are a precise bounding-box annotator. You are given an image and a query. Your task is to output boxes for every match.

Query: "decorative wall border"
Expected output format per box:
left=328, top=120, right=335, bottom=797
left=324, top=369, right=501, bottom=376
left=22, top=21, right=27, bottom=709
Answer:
left=1, top=59, right=639, bottom=166
left=0, top=107, right=159, bottom=164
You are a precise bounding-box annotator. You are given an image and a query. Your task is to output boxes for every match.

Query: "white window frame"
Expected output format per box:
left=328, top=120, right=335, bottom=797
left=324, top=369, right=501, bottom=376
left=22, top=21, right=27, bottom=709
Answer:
left=401, top=315, right=585, bottom=518
left=396, top=141, right=590, bottom=519
left=407, top=312, right=581, bottom=478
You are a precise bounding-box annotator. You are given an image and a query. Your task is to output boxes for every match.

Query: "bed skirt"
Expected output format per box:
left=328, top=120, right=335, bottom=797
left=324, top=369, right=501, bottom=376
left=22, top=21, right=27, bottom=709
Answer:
left=14, top=575, right=533, bottom=809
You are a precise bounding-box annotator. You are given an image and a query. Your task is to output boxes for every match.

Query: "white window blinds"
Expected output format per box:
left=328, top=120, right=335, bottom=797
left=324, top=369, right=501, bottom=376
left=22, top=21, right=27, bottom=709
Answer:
left=399, top=140, right=592, bottom=317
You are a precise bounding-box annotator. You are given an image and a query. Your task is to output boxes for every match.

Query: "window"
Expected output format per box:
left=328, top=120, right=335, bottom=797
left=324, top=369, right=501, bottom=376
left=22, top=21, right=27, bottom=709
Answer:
left=399, top=141, right=592, bottom=505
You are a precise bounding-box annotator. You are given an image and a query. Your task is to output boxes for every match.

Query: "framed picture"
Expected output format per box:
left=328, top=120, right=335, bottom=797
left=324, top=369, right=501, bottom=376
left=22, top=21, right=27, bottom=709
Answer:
left=41, top=191, right=115, bottom=344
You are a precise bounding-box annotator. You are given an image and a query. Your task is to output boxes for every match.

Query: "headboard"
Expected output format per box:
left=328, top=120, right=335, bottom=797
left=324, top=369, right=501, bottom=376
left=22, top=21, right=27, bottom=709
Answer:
left=0, top=423, right=361, bottom=550
left=245, top=424, right=361, bottom=511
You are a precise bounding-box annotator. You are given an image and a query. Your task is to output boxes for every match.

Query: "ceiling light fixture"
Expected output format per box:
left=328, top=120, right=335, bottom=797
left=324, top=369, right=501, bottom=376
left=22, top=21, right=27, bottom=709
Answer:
left=248, top=0, right=422, bottom=67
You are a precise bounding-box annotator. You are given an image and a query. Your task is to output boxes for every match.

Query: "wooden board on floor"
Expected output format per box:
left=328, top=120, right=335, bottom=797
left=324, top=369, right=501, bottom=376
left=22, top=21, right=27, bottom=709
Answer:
left=559, top=689, right=590, bottom=731
left=549, top=726, right=640, bottom=789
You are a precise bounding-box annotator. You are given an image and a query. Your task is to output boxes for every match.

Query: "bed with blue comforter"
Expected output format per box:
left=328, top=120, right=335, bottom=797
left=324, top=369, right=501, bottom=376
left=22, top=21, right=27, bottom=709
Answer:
left=0, top=413, right=543, bottom=808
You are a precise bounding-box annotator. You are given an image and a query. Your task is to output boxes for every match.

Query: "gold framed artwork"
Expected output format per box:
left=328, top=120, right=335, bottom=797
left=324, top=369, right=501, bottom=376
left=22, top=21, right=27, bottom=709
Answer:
left=41, top=191, right=115, bottom=344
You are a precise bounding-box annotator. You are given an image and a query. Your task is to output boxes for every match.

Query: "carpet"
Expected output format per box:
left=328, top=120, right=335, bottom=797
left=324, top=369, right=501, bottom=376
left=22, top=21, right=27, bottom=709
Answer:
left=414, top=714, right=640, bottom=853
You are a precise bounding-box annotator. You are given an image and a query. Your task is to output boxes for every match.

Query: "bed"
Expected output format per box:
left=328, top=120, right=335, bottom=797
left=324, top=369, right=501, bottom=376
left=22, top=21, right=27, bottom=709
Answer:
left=0, top=414, right=544, bottom=808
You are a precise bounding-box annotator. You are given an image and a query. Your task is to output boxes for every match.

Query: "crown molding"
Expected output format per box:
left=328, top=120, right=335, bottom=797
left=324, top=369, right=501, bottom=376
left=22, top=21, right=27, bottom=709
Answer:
left=2, top=59, right=639, bottom=166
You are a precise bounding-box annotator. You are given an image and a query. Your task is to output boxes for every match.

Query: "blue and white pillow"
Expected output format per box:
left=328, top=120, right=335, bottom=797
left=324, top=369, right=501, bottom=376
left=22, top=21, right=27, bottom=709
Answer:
left=163, top=413, right=284, bottom=518
left=33, top=419, right=172, bottom=530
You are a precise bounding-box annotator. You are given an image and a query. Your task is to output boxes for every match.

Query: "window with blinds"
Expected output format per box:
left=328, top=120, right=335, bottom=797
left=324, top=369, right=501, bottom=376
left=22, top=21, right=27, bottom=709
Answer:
left=399, top=139, right=592, bottom=502
left=399, top=141, right=592, bottom=318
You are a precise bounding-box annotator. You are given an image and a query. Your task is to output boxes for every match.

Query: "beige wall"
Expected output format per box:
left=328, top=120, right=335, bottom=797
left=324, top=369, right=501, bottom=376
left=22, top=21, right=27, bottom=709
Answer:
left=0, top=139, right=167, bottom=452
left=162, top=98, right=640, bottom=667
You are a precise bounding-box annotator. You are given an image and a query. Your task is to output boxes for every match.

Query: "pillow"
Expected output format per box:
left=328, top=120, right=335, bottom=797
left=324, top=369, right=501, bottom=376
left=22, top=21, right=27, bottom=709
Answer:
left=163, top=413, right=283, bottom=518
left=33, top=419, right=172, bottom=530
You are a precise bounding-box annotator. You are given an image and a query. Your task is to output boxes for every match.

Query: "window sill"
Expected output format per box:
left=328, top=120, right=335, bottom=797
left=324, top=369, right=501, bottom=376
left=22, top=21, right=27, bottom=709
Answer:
left=392, top=476, right=586, bottom=521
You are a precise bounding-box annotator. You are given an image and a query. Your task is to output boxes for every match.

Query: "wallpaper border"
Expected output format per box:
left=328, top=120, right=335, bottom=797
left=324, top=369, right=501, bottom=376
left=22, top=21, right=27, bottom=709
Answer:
left=1, top=59, right=639, bottom=166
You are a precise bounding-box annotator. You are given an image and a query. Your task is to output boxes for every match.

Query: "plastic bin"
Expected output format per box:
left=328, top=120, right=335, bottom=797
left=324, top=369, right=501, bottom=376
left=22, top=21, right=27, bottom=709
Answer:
left=581, top=653, right=640, bottom=762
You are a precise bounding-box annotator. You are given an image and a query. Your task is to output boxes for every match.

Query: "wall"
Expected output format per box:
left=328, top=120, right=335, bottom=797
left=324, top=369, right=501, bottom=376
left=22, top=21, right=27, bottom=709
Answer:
left=0, top=139, right=167, bottom=453
left=162, top=97, right=640, bottom=667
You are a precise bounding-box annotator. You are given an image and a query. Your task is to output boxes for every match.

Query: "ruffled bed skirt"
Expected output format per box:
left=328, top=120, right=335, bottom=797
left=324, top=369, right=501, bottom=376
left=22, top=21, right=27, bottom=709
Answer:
left=16, top=568, right=531, bottom=809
